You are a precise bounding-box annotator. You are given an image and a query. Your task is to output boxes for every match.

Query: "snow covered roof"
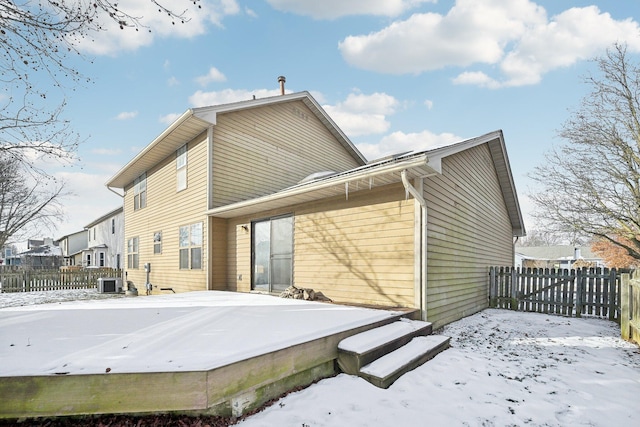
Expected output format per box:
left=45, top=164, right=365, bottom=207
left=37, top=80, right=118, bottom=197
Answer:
left=17, top=245, right=62, bottom=257
left=516, top=245, right=601, bottom=261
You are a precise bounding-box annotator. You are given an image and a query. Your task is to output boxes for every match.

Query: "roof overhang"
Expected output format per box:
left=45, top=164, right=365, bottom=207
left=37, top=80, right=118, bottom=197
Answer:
left=106, top=111, right=211, bottom=189
left=206, top=154, right=437, bottom=219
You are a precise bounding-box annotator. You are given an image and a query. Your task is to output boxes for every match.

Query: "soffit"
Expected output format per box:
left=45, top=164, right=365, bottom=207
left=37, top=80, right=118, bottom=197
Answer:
left=106, top=113, right=211, bottom=189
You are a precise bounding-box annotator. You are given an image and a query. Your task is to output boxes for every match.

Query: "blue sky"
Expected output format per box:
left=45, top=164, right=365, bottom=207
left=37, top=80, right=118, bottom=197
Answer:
left=36, top=0, right=640, bottom=239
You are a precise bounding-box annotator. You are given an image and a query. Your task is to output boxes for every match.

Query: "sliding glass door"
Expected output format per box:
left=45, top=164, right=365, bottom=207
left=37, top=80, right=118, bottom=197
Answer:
left=252, top=215, right=293, bottom=293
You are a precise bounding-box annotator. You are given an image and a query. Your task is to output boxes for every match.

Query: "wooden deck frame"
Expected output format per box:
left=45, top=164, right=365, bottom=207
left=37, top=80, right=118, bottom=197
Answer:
left=0, top=312, right=416, bottom=420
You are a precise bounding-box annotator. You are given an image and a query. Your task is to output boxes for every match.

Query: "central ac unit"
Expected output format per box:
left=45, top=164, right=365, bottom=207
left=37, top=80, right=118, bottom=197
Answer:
left=98, top=277, right=123, bottom=293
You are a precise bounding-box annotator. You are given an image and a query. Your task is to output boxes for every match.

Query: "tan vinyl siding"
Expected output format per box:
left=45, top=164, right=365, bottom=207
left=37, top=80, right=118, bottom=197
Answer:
left=425, top=144, right=513, bottom=328
left=229, top=222, right=251, bottom=293
left=123, top=134, right=209, bottom=293
left=210, top=216, right=227, bottom=290
left=225, top=183, right=416, bottom=307
left=211, top=101, right=362, bottom=207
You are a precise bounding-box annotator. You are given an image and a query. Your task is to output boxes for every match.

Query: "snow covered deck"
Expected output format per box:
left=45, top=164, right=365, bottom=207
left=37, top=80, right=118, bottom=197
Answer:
left=0, top=291, right=409, bottom=418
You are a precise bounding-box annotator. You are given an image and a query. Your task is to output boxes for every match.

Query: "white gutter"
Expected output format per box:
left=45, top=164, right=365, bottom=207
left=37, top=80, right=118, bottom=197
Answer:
left=401, top=170, right=428, bottom=321
left=107, top=186, right=124, bottom=198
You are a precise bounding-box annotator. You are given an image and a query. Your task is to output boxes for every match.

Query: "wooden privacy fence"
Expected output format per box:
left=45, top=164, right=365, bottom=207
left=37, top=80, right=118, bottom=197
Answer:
left=489, top=267, right=621, bottom=321
left=621, top=273, right=640, bottom=346
left=0, top=268, right=122, bottom=293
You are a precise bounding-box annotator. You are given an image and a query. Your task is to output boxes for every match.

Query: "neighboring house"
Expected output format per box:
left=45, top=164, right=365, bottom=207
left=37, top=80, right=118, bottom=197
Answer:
left=13, top=238, right=63, bottom=269
left=106, top=91, right=525, bottom=329
left=57, top=207, right=124, bottom=268
left=516, top=245, right=605, bottom=269
left=57, top=230, right=88, bottom=266
left=83, top=207, right=124, bottom=269
left=0, top=245, right=17, bottom=266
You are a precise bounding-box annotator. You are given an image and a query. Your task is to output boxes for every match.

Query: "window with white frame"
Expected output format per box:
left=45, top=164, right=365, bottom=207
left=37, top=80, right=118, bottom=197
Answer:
left=134, top=173, right=147, bottom=210
left=127, top=237, right=139, bottom=269
left=111, top=218, right=115, bottom=234
left=99, top=252, right=105, bottom=267
left=179, top=222, right=202, bottom=269
left=153, top=231, right=162, bottom=254
left=176, top=144, right=187, bottom=191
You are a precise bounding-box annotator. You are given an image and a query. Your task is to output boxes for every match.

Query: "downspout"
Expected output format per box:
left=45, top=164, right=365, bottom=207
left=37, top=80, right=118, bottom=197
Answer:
left=401, top=170, right=428, bottom=321
left=107, top=186, right=124, bottom=199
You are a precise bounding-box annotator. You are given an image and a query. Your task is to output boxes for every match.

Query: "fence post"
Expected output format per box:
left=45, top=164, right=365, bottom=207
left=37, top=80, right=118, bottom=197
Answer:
left=609, top=268, right=618, bottom=322
left=489, top=267, right=496, bottom=307
left=621, top=273, right=630, bottom=341
left=575, top=268, right=583, bottom=318
left=510, top=267, right=518, bottom=310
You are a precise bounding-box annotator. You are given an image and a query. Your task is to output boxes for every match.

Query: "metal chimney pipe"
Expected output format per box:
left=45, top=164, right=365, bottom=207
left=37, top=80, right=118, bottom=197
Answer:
left=278, top=76, right=286, bottom=95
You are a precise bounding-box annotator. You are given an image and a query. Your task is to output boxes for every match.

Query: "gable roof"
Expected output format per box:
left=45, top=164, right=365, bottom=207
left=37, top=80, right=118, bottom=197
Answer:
left=206, top=130, right=526, bottom=237
left=84, top=206, right=123, bottom=229
left=106, top=92, right=366, bottom=189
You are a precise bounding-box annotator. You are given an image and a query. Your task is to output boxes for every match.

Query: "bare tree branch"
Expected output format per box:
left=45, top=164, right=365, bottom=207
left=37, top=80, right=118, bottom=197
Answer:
left=0, top=154, right=68, bottom=248
left=530, top=43, right=640, bottom=260
left=0, top=0, right=201, bottom=169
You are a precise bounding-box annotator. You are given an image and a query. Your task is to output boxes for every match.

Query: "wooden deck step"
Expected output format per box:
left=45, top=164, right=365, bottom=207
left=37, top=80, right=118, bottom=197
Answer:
left=359, top=335, right=450, bottom=389
left=337, top=319, right=433, bottom=375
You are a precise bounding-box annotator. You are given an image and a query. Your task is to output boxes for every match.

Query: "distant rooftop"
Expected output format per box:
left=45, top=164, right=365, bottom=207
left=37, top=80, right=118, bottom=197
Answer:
left=516, top=245, right=600, bottom=260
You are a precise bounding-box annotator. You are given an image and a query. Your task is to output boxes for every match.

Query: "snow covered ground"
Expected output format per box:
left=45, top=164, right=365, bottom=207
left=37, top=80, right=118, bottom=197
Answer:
left=1, top=290, right=639, bottom=426
left=237, top=311, right=640, bottom=427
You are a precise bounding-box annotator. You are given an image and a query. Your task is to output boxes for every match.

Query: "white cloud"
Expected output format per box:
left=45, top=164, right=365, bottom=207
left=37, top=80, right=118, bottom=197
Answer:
left=186, top=87, right=401, bottom=141
left=167, top=76, right=180, bottom=86
left=424, top=99, right=433, bottom=109
left=356, top=130, right=461, bottom=161
left=74, top=0, right=241, bottom=55
left=245, top=7, right=258, bottom=18
left=115, top=111, right=138, bottom=120
left=496, top=6, right=640, bottom=87
left=159, top=113, right=182, bottom=125
left=339, top=0, right=640, bottom=87
left=322, top=92, right=400, bottom=137
left=195, top=67, right=227, bottom=86
left=188, top=88, right=283, bottom=107
left=452, top=71, right=501, bottom=89
left=266, top=0, right=435, bottom=19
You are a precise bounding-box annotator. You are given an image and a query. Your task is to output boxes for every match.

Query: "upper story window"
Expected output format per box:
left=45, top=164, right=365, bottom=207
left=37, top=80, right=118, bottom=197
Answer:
left=111, top=218, right=115, bottom=234
left=176, top=144, right=187, bottom=192
left=134, top=173, right=147, bottom=210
